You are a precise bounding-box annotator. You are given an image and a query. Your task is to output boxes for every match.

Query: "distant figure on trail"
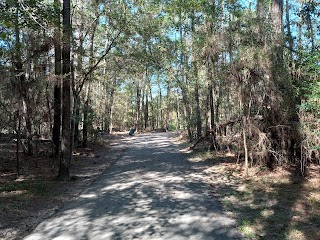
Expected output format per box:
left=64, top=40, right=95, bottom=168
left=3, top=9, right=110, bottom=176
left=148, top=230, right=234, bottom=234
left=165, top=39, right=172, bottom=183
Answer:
left=129, top=128, right=135, bottom=136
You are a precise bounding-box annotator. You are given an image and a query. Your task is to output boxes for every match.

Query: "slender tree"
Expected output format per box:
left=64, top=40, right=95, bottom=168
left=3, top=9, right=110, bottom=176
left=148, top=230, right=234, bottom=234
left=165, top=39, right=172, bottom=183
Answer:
left=59, top=0, right=71, bottom=180
left=53, top=0, right=62, bottom=157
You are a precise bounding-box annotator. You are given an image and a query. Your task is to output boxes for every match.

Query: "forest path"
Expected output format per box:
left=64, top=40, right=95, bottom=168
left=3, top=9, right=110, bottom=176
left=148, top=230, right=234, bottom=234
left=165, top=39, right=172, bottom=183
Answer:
left=24, top=132, right=241, bottom=240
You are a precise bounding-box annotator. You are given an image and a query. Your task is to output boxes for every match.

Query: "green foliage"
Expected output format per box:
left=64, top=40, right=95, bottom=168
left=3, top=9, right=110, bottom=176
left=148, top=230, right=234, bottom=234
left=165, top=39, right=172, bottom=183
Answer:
left=168, top=122, right=177, bottom=131
left=239, top=219, right=255, bottom=238
left=0, top=0, right=56, bottom=32
left=299, top=50, right=320, bottom=116
left=30, top=178, right=53, bottom=196
left=0, top=178, right=53, bottom=196
left=0, top=181, right=23, bottom=192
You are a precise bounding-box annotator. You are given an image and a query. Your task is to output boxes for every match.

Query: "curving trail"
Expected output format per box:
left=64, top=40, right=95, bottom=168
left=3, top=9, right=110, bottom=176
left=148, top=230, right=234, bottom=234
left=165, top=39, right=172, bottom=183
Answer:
left=24, top=132, right=242, bottom=240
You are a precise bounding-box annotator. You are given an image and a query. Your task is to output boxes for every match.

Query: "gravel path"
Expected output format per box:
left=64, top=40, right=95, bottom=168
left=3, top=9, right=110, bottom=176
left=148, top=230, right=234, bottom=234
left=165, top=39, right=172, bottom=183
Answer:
left=24, top=132, right=241, bottom=240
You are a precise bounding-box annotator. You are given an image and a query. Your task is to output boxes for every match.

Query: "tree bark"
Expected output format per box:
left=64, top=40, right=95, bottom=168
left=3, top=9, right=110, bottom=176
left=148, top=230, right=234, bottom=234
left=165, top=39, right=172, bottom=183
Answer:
left=141, top=83, right=145, bottom=130
left=73, top=37, right=84, bottom=146
left=158, top=81, right=163, bottom=128
left=165, top=81, right=170, bottom=131
left=191, top=13, right=202, bottom=139
left=285, top=0, right=293, bottom=63
left=73, top=96, right=80, bottom=146
left=82, top=22, right=97, bottom=147
left=179, top=11, right=192, bottom=140
left=16, top=108, right=21, bottom=176
left=195, top=70, right=201, bottom=138
left=149, top=87, right=155, bottom=129
left=108, top=76, right=117, bottom=134
left=264, top=0, right=300, bottom=165
left=59, top=0, right=72, bottom=181
left=144, top=85, right=149, bottom=129
left=206, top=56, right=217, bottom=150
left=53, top=0, right=62, bottom=157
left=135, top=81, right=141, bottom=133
left=144, top=67, right=149, bottom=129
left=15, top=1, right=33, bottom=157
left=82, top=84, right=90, bottom=148
left=242, top=116, right=249, bottom=177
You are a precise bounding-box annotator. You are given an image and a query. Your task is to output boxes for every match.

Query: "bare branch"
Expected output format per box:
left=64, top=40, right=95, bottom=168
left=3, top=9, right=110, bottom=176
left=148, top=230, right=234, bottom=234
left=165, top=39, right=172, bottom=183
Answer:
left=74, top=31, right=122, bottom=96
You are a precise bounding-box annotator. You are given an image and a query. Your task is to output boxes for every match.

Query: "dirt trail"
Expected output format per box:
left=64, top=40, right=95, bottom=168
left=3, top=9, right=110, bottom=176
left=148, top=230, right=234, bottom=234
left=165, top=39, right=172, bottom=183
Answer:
left=24, top=132, right=242, bottom=240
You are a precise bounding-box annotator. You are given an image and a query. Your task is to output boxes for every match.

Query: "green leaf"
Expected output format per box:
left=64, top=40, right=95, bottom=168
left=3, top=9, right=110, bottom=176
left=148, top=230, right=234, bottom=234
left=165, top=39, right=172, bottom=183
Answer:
left=0, top=32, right=7, bottom=40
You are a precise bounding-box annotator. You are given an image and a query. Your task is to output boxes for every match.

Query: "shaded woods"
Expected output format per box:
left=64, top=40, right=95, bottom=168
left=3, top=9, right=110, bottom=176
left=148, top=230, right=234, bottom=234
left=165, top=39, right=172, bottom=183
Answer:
left=0, top=0, right=319, bottom=238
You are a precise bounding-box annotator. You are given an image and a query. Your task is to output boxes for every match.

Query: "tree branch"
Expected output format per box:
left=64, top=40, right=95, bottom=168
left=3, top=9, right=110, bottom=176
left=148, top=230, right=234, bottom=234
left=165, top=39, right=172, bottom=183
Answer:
left=75, top=31, right=121, bottom=95
left=283, top=44, right=298, bottom=54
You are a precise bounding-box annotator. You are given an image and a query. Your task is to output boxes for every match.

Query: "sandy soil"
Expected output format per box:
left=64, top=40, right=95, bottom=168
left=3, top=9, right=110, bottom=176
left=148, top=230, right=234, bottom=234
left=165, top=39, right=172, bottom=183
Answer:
left=0, top=133, right=131, bottom=240
left=23, top=132, right=241, bottom=240
left=1, top=132, right=319, bottom=240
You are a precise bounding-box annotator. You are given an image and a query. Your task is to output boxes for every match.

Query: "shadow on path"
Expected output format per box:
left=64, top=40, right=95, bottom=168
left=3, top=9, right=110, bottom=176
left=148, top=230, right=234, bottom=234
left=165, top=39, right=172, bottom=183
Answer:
left=24, top=133, right=242, bottom=240
left=190, top=147, right=319, bottom=239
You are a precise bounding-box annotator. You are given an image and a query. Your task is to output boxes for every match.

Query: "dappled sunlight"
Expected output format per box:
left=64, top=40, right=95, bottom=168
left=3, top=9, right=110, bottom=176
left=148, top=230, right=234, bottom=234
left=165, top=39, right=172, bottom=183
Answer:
left=24, top=133, right=241, bottom=240
left=24, top=208, right=92, bottom=240
left=198, top=151, right=320, bottom=239
left=260, top=209, right=274, bottom=219
left=101, top=180, right=141, bottom=192
left=80, top=193, right=98, bottom=199
left=287, top=229, right=307, bottom=240
left=188, top=156, right=205, bottom=163
left=179, top=147, right=192, bottom=154
left=0, top=189, right=27, bottom=197
left=24, top=233, right=75, bottom=240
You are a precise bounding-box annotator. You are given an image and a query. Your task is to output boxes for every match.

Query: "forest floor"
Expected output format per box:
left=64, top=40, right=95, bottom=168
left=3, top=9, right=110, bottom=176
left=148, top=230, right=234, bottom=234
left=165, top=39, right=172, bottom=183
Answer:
left=0, top=132, right=319, bottom=240
left=0, top=132, right=130, bottom=240
left=187, top=140, right=320, bottom=240
left=23, top=132, right=241, bottom=240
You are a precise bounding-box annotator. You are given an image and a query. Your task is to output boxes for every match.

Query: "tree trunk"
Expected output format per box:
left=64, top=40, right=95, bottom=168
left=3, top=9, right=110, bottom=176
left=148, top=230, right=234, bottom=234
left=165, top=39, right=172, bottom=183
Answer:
left=104, top=82, right=110, bottom=131
left=21, top=83, right=33, bottom=156
left=206, top=56, right=217, bottom=150
left=240, top=82, right=249, bottom=177
left=304, top=3, right=315, bottom=51
left=242, top=116, right=249, bottom=178
left=15, top=1, right=33, bottom=157
left=143, top=66, right=149, bottom=130
left=135, top=81, right=141, bottom=133
left=165, top=82, right=170, bottom=131
left=176, top=91, right=180, bottom=130
left=16, top=108, right=21, bottom=176
left=191, top=13, right=202, bottom=139
left=53, top=0, right=62, bottom=157
left=108, top=76, right=117, bottom=134
left=83, top=84, right=90, bottom=148
left=59, top=0, right=72, bottom=181
left=257, top=0, right=267, bottom=28
left=141, top=83, right=145, bottom=130
left=209, top=81, right=215, bottom=135
left=158, top=82, right=163, bottom=128
left=144, top=84, right=149, bottom=129
left=285, top=0, right=293, bottom=62
left=82, top=22, right=97, bottom=147
left=73, top=96, right=80, bottom=146
left=263, top=0, right=300, bottom=165
left=179, top=12, right=192, bottom=140
left=298, top=2, right=303, bottom=51
left=195, top=78, right=201, bottom=138
left=73, top=35, right=84, bottom=145
left=181, top=89, right=192, bottom=140
left=270, top=0, right=284, bottom=73
left=149, top=87, right=155, bottom=129
left=205, top=59, right=211, bottom=135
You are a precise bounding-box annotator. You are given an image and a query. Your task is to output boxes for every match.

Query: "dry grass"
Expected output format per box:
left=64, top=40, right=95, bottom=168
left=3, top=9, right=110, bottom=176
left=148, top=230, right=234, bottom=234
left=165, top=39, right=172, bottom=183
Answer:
left=191, top=149, right=320, bottom=240
left=0, top=133, right=129, bottom=240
